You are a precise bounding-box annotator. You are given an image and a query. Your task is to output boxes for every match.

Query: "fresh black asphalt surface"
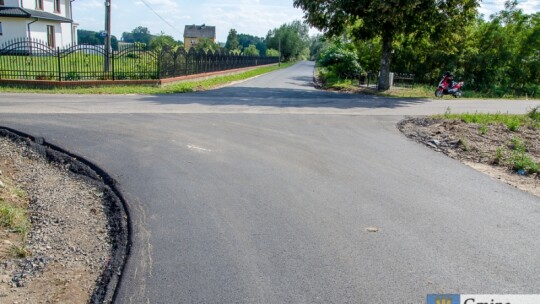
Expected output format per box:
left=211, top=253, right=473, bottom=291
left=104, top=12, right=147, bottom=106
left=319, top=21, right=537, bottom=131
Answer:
left=1, top=62, right=539, bottom=303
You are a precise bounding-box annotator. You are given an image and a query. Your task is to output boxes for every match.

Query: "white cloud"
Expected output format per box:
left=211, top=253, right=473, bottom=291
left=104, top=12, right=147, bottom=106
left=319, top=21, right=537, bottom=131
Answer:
left=199, top=1, right=306, bottom=40
left=76, top=0, right=102, bottom=9
left=519, top=1, right=540, bottom=14
left=479, top=0, right=540, bottom=17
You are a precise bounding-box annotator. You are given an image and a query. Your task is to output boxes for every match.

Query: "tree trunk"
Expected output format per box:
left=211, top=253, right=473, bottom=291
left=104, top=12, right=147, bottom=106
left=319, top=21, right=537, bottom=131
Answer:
left=378, top=32, right=393, bottom=91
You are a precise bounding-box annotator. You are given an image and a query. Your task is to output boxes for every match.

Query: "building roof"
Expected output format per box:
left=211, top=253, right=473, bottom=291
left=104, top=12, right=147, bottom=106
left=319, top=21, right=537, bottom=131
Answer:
left=184, top=24, right=216, bottom=39
left=0, top=7, right=72, bottom=23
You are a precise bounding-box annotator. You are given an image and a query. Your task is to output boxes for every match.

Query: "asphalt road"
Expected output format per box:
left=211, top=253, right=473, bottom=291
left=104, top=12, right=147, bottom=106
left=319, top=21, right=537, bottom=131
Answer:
left=1, top=61, right=539, bottom=303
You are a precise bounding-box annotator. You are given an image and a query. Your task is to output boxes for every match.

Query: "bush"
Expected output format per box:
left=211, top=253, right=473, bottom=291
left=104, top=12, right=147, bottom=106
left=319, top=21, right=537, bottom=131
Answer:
left=65, top=71, right=81, bottom=81
left=318, top=45, right=361, bottom=79
left=266, top=49, right=280, bottom=57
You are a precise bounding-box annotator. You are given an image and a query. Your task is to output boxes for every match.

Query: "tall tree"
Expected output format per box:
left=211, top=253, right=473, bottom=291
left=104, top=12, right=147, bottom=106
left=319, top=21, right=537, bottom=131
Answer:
left=238, top=34, right=267, bottom=55
left=243, top=44, right=260, bottom=56
left=294, top=0, right=479, bottom=90
left=225, top=29, right=240, bottom=52
left=266, top=21, right=310, bottom=61
left=77, top=29, right=118, bottom=50
left=196, top=38, right=220, bottom=53
left=149, top=35, right=178, bottom=51
left=122, top=26, right=154, bottom=45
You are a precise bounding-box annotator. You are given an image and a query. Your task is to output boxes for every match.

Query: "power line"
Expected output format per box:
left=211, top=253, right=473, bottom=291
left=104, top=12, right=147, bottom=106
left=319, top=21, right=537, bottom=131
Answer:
left=138, top=0, right=184, bottom=37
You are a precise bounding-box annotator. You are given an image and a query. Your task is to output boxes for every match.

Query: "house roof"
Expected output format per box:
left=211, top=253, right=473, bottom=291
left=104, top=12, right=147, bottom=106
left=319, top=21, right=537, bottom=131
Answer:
left=184, top=24, right=216, bottom=39
left=0, top=7, right=72, bottom=23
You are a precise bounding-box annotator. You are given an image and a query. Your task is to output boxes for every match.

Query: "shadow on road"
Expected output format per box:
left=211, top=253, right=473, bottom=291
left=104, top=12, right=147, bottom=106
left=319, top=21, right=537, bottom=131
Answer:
left=139, top=86, right=430, bottom=110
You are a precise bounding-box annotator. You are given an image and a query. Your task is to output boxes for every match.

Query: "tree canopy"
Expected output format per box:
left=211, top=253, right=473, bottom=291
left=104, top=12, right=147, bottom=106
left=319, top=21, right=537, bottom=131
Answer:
left=311, top=1, right=540, bottom=97
left=149, top=35, right=179, bottom=51
left=266, top=20, right=310, bottom=61
left=195, top=38, right=220, bottom=53
left=77, top=29, right=118, bottom=50
left=243, top=44, right=260, bottom=56
left=294, top=0, right=479, bottom=90
left=238, top=34, right=267, bottom=55
left=225, top=29, right=240, bottom=52
left=121, top=26, right=154, bottom=45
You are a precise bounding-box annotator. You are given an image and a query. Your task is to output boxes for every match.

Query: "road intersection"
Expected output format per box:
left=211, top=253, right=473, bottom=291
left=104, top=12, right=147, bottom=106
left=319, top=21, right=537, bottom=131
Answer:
left=1, top=62, right=539, bottom=303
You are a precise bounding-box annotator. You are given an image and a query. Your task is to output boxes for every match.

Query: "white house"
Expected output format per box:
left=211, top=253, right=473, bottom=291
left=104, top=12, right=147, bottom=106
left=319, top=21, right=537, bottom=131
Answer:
left=0, top=0, right=77, bottom=48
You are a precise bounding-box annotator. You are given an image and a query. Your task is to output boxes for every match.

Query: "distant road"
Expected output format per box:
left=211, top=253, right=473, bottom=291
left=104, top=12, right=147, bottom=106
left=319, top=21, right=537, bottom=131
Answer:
left=0, top=61, right=539, bottom=303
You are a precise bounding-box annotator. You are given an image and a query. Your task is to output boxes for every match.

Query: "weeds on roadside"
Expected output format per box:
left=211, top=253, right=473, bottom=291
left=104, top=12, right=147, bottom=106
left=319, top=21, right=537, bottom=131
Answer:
left=511, top=137, right=527, bottom=152
left=12, top=188, right=25, bottom=198
left=0, top=200, right=30, bottom=237
left=493, top=146, right=506, bottom=165
left=479, top=124, right=489, bottom=135
left=437, top=108, right=540, bottom=131
left=506, top=118, right=521, bottom=131
left=509, top=137, right=539, bottom=174
left=9, top=244, right=31, bottom=258
left=527, top=106, right=540, bottom=124
left=490, top=138, right=539, bottom=175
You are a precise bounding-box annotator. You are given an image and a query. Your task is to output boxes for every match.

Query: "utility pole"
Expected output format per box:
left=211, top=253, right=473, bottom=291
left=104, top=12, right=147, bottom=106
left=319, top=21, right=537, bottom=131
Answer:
left=104, top=0, right=112, bottom=72
left=278, top=37, right=281, bottom=67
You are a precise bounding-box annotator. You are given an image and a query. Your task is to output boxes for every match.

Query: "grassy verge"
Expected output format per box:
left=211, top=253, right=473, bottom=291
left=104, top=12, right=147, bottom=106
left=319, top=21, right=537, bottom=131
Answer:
left=0, top=62, right=294, bottom=95
left=0, top=174, right=31, bottom=258
left=434, top=107, right=540, bottom=130
left=317, top=67, right=539, bottom=99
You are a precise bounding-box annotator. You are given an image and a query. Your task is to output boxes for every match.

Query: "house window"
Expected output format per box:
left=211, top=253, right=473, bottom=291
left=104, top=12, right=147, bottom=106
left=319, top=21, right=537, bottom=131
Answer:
left=54, top=0, right=61, bottom=13
left=36, top=0, right=44, bottom=10
left=47, top=25, right=55, bottom=48
left=0, top=22, right=3, bottom=36
left=0, top=0, right=5, bottom=6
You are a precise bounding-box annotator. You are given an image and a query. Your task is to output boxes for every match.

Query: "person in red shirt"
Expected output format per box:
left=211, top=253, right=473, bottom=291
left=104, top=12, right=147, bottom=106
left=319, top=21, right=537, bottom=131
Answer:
left=439, top=71, right=454, bottom=90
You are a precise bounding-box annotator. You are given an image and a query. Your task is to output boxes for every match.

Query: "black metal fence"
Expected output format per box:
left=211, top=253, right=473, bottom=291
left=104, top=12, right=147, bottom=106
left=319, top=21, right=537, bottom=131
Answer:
left=0, top=38, right=279, bottom=81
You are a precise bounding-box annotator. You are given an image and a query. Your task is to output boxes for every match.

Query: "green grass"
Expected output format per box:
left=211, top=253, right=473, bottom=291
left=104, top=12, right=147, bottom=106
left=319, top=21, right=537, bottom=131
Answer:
left=494, top=146, right=506, bottom=165
left=0, top=200, right=30, bottom=237
left=510, top=137, right=539, bottom=174
left=12, top=188, right=25, bottom=198
left=479, top=124, right=489, bottom=135
left=495, top=140, right=540, bottom=174
left=434, top=107, right=540, bottom=131
left=0, top=63, right=291, bottom=94
left=0, top=53, right=158, bottom=81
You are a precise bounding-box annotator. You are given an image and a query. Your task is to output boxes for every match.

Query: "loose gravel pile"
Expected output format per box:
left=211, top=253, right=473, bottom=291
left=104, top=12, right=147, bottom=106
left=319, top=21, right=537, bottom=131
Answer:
left=0, top=137, right=112, bottom=303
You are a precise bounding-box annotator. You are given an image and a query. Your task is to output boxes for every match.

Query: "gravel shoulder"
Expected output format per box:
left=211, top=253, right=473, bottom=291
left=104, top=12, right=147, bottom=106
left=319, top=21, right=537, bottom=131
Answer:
left=398, top=117, right=539, bottom=198
left=0, top=130, right=129, bottom=303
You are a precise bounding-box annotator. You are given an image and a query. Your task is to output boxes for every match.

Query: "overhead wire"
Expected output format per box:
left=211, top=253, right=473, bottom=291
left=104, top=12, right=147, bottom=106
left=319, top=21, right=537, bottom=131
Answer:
left=138, top=0, right=184, bottom=36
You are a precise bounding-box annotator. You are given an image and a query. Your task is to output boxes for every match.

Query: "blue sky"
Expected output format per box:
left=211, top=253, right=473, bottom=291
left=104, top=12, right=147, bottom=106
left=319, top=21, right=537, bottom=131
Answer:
left=73, top=0, right=540, bottom=42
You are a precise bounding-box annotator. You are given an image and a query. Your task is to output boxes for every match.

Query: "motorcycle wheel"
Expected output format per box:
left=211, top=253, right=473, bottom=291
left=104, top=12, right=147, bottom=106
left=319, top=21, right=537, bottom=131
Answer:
left=453, top=91, right=462, bottom=98
left=435, top=89, right=444, bottom=98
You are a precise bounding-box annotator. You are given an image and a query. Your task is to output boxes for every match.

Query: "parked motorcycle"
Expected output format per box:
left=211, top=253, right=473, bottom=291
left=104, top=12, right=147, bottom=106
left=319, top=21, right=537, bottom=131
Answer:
left=435, top=79, right=464, bottom=98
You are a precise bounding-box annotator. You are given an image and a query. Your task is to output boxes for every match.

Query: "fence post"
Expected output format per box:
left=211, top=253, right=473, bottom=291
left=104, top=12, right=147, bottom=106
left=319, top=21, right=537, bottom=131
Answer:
left=57, top=47, right=62, bottom=81
left=112, top=50, right=115, bottom=80
left=156, top=50, right=161, bottom=80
